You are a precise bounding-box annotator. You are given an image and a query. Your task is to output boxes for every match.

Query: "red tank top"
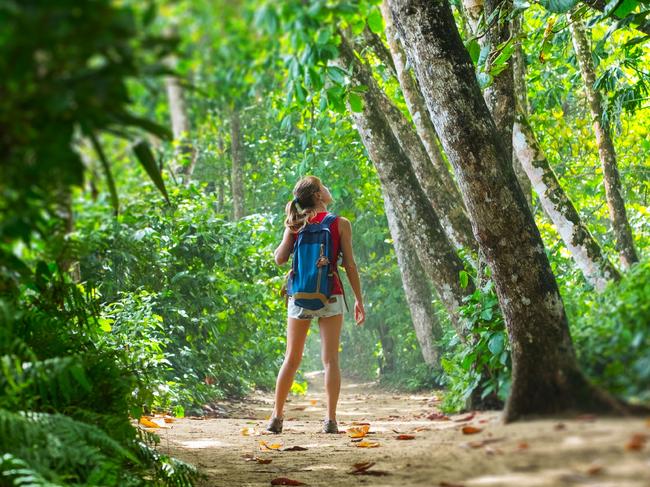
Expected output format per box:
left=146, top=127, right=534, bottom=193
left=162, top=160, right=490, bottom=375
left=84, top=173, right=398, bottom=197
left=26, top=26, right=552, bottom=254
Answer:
left=303, top=212, right=343, bottom=295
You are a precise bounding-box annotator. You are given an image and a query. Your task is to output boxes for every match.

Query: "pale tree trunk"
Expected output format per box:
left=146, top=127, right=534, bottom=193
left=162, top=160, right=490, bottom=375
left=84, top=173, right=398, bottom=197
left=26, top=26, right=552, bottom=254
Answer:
left=336, top=39, right=474, bottom=333
left=165, top=74, right=197, bottom=182
left=341, top=33, right=476, bottom=252
left=568, top=12, right=638, bottom=269
left=230, top=109, right=245, bottom=220
left=513, top=114, right=620, bottom=290
left=389, top=0, right=630, bottom=422
left=384, top=192, right=443, bottom=368
left=379, top=1, right=473, bottom=251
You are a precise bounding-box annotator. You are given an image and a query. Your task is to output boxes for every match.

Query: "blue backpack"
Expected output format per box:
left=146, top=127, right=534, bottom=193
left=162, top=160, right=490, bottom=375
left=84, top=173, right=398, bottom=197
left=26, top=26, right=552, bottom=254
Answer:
left=287, top=213, right=338, bottom=310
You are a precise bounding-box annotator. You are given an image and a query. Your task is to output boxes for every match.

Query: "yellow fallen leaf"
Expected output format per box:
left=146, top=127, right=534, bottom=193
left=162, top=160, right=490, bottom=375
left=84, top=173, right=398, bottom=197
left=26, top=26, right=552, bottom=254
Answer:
left=139, top=417, right=160, bottom=428
left=309, top=399, right=318, bottom=406
left=347, top=425, right=370, bottom=438
left=241, top=427, right=250, bottom=436
left=354, top=440, right=380, bottom=448
left=260, top=440, right=283, bottom=450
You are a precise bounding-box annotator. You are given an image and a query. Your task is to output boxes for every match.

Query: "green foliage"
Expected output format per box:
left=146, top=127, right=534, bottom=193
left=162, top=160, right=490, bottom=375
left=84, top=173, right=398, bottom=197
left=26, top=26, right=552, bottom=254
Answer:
left=440, top=280, right=511, bottom=412
left=571, top=258, right=650, bottom=402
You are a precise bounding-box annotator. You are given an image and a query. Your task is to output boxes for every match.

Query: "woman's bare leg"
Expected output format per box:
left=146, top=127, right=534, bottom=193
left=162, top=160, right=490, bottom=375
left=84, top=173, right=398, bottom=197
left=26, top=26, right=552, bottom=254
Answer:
left=318, top=314, right=344, bottom=421
left=272, top=317, right=311, bottom=418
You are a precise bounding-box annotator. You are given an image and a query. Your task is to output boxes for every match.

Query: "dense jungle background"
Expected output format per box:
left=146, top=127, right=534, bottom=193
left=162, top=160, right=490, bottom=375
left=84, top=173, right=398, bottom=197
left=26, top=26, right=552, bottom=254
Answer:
left=1, top=0, right=648, bottom=485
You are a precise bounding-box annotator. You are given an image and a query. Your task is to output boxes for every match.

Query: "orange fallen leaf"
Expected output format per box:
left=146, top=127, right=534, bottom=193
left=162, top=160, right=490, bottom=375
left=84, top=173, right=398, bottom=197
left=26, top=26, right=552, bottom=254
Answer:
left=517, top=441, right=529, bottom=450
left=395, top=434, right=416, bottom=440
left=454, top=413, right=476, bottom=422
left=461, top=426, right=482, bottom=435
left=347, top=425, right=370, bottom=438
left=270, top=477, right=306, bottom=486
left=309, top=399, right=318, bottom=405
left=585, top=464, right=603, bottom=475
left=163, top=417, right=174, bottom=423
left=139, top=417, right=160, bottom=428
left=625, top=433, right=646, bottom=451
left=427, top=412, right=451, bottom=421
left=260, top=440, right=283, bottom=450
left=355, top=440, right=380, bottom=448
left=348, top=460, right=390, bottom=476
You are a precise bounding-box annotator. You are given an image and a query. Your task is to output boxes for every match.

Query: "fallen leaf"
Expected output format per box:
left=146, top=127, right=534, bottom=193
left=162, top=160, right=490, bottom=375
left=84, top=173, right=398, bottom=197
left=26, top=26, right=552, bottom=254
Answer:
left=395, top=434, right=416, bottom=440
left=354, top=440, right=380, bottom=448
left=439, top=482, right=465, bottom=487
left=291, top=406, right=307, bottom=411
left=349, top=461, right=375, bottom=473
left=350, top=421, right=371, bottom=426
left=461, top=426, right=482, bottom=435
left=139, top=417, right=160, bottom=428
left=453, top=413, right=476, bottom=422
left=517, top=441, right=529, bottom=450
left=309, top=399, right=318, bottom=405
left=414, top=426, right=431, bottom=432
left=282, top=445, right=308, bottom=451
left=427, top=412, right=451, bottom=421
left=347, top=425, right=370, bottom=438
left=270, top=477, right=306, bottom=486
left=260, top=440, right=283, bottom=450
left=465, top=437, right=504, bottom=449
left=554, top=423, right=566, bottom=431
left=243, top=454, right=272, bottom=464
left=585, top=464, right=603, bottom=475
left=625, top=433, right=646, bottom=451
left=163, top=417, right=174, bottom=423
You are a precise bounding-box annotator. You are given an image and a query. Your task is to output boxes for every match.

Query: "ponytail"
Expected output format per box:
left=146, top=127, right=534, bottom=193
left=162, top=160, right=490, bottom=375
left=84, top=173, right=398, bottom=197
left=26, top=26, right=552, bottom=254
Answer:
left=284, top=176, right=322, bottom=233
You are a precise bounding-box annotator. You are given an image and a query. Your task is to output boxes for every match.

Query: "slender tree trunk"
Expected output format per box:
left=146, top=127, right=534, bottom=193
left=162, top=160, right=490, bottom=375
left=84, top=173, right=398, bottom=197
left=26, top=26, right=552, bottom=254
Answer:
left=165, top=74, right=197, bottom=182
left=230, top=109, right=245, bottom=219
left=568, top=12, right=638, bottom=269
left=336, top=39, right=474, bottom=333
left=380, top=1, right=474, bottom=251
left=389, top=0, right=629, bottom=422
left=513, top=114, right=620, bottom=290
left=341, top=33, right=476, bottom=252
left=384, top=192, right=443, bottom=368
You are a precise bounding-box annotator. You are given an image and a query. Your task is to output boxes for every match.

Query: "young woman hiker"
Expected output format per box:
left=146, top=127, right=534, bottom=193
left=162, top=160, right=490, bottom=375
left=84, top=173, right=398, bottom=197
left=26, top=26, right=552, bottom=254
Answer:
left=267, top=175, right=365, bottom=434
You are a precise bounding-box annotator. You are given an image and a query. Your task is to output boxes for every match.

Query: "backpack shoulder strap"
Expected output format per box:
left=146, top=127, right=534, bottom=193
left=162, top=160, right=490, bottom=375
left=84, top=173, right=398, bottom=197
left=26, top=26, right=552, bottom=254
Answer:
left=321, top=213, right=337, bottom=227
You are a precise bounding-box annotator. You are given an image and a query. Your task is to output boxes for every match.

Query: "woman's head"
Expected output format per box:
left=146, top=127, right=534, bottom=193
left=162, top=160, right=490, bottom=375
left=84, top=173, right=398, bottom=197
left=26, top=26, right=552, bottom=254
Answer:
left=284, top=175, right=332, bottom=232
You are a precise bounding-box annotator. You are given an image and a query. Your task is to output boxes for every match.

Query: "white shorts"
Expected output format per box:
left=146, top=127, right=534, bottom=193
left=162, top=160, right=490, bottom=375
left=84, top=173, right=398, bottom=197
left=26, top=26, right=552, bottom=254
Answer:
left=288, top=295, right=346, bottom=320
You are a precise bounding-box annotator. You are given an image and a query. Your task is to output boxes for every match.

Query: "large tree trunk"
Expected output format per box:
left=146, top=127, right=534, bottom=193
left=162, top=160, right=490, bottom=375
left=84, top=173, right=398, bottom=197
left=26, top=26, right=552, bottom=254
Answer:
left=389, top=0, right=628, bottom=422
left=513, top=113, right=620, bottom=290
left=384, top=192, right=442, bottom=368
left=165, top=74, right=197, bottom=182
left=341, top=33, right=476, bottom=252
left=336, top=39, right=474, bottom=333
left=568, top=13, right=639, bottom=269
left=379, top=2, right=475, bottom=252
left=230, top=109, right=246, bottom=220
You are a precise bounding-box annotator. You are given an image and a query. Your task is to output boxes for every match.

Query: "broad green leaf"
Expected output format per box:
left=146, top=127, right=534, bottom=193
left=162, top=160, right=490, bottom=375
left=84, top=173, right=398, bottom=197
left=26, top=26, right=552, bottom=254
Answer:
left=367, top=7, right=384, bottom=34
left=133, top=140, right=169, bottom=202
left=348, top=92, right=364, bottom=112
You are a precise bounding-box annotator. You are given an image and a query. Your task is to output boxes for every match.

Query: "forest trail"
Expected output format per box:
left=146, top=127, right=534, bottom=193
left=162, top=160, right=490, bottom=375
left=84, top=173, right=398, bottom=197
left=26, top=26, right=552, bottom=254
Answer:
left=159, top=373, right=650, bottom=487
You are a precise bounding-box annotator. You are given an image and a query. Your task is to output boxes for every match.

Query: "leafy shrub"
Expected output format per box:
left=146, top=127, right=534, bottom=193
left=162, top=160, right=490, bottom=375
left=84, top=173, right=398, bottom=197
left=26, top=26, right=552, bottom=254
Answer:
left=571, top=258, right=650, bottom=402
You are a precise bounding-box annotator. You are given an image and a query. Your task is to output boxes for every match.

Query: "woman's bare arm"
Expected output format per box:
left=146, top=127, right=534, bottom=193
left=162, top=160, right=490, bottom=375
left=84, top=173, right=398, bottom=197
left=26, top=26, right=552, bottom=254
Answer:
left=338, top=217, right=365, bottom=324
left=274, top=227, right=295, bottom=266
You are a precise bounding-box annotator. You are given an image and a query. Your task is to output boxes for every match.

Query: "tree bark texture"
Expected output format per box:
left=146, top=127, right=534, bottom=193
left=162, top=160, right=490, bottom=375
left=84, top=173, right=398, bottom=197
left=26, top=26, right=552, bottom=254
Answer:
left=389, top=0, right=627, bottom=421
left=513, top=113, right=620, bottom=290
left=384, top=192, right=443, bottom=367
left=230, top=109, right=246, bottom=220
left=336, top=39, right=473, bottom=333
left=165, top=74, right=197, bottom=181
left=341, top=33, right=476, bottom=252
left=380, top=1, right=475, bottom=252
left=569, top=13, right=639, bottom=269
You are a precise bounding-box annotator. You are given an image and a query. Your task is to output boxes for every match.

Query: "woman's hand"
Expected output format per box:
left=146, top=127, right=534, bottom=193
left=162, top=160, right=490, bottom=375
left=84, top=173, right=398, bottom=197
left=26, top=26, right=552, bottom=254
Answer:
left=354, top=299, right=365, bottom=326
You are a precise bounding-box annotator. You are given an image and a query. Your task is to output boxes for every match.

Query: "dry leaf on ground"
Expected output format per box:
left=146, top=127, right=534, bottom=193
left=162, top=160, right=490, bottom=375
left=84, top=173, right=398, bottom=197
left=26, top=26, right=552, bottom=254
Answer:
left=139, top=417, right=160, bottom=428
left=427, top=412, right=451, bottom=421
left=282, top=445, right=308, bottom=451
left=395, top=434, right=416, bottom=440
left=347, top=425, right=370, bottom=438
left=453, top=413, right=476, bottom=422
left=354, top=440, right=380, bottom=448
left=625, top=433, right=646, bottom=451
left=259, top=440, right=283, bottom=450
left=270, top=477, right=306, bottom=486
left=461, top=426, right=482, bottom=435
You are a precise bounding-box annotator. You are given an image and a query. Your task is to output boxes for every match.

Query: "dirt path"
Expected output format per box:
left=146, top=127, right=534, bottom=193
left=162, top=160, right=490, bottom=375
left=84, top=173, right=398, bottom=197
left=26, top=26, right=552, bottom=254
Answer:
left=157, top=372, right=650, bottom=486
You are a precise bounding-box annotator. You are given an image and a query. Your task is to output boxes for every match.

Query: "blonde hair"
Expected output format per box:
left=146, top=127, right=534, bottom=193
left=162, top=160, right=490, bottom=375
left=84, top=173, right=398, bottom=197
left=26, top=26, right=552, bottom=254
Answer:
left=285, top=175, right=322, bottom=233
